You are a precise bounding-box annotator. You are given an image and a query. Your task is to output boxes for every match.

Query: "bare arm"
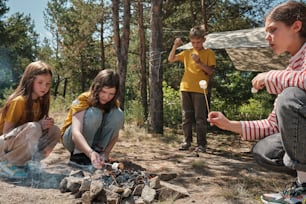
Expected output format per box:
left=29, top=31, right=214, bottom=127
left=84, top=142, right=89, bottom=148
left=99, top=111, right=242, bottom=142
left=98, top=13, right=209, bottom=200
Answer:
left=168, top=38, right=183, bottom=63
left=103, top=133, right=119, bottom=161
left=72, top=110, right=104, bottom=168
left=207, top=111, right=242, bottom=135
left=71, top=110, right=93, bottom=158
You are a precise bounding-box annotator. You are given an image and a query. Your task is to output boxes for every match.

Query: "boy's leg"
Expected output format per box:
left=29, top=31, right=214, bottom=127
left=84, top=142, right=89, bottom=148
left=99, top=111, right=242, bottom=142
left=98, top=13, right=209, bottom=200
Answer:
left=181, top=91, right=194, bottom=148
left=193, top=92, right=207, bottom=148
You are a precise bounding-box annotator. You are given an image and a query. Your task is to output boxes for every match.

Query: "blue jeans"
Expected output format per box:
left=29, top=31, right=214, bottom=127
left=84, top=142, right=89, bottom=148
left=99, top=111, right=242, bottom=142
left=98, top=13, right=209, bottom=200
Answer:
left=252, top=87, right=306, bottom=174
left=62, top=107, right=124, bottom=153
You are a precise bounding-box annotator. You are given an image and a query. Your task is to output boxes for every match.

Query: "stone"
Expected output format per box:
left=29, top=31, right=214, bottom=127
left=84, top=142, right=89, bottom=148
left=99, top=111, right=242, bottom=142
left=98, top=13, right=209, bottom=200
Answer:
left=122, top=188, right=132, bottom=198
left=149, top=176, right=161, bottom=189
left=158, top=180, right=190, bottom=201
left=141, top=185, right=156, bottom=203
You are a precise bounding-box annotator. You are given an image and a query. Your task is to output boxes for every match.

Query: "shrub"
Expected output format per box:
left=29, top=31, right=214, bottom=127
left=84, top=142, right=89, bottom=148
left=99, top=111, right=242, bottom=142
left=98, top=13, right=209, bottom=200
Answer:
left=162, top=81, right=181, bottom=127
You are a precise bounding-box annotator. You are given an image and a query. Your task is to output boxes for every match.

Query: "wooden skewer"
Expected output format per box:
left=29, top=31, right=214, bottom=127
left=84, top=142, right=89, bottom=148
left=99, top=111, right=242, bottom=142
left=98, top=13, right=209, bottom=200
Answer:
left=203, top=90, right=210, bottom=113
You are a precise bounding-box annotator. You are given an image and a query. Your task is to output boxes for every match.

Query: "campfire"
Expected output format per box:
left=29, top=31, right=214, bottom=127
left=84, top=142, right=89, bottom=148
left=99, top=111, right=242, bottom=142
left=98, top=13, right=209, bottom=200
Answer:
left=59, top=161, right=189, bottom=203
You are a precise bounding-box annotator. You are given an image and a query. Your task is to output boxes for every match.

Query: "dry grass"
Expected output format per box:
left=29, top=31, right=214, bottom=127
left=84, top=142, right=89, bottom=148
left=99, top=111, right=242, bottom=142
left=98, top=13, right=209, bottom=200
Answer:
left=113, top=124, right=295, bottom=204
left=2, top=106, right=293, bottom=204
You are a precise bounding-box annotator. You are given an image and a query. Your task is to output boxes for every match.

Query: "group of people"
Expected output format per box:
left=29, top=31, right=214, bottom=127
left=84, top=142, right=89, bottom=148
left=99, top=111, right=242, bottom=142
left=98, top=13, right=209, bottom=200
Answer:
left=0, top=62, right=124, bottom=178
left=169, top=1, right=306, bottom=203
left=0, top=1, right=305, bottom=203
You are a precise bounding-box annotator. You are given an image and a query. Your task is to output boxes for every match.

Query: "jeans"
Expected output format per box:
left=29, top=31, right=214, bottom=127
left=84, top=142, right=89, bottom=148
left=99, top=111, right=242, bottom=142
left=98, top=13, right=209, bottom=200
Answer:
left=181, top=91, right=208, bottom=147
left=252, top=87, right=306, bottom=174
left=62, top=107, right=124, bottom=153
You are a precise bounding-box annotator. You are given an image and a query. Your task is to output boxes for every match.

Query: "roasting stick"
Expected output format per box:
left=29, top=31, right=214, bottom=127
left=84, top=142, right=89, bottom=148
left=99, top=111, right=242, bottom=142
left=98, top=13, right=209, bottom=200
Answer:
left=199, top=80, right=210, bottom=113
left=94, top=161, right=124, bottom=171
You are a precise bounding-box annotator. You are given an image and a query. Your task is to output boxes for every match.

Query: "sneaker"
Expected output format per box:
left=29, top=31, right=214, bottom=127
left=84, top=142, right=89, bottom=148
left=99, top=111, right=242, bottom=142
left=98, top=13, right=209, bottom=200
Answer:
left=0, top=160, right=28, bottom=179
left=68, top=153, right=91, bottom=168
left=179, top=143, right=190, bottom=151
left=194, top=145, right=206, bottom=153
left=261, top=181, right=306, bottom=204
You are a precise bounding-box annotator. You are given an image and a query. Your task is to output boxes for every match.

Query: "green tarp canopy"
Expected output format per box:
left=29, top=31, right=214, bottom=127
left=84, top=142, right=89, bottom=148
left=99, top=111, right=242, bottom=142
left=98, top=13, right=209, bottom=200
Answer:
left=177, top=27, right=290, bottom=72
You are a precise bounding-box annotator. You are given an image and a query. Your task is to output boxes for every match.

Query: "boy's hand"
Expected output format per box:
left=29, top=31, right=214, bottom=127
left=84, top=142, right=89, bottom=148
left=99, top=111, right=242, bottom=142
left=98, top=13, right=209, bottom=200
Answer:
left=191, top=53, right=201, bottom=63
left=173, top=38, right=183, bottom=47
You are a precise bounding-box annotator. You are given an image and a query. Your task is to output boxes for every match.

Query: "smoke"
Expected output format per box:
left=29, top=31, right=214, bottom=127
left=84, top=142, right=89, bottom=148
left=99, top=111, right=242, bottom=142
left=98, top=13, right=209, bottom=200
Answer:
left=0, top=48, right=13, bottom=89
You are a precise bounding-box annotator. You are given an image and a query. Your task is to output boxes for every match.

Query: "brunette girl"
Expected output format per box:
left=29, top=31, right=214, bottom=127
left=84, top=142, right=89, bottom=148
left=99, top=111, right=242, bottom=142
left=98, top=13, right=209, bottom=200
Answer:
left=61, top=69, right=124, bottom=170
left=0, top=61, right=61, bottom=179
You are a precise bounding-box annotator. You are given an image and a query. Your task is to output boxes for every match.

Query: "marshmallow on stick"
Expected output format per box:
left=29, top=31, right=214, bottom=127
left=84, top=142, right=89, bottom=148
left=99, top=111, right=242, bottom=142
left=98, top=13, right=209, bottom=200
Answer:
left=251, top=87, right=258, bottom=93
left=199, top=80, right=207, bottom=89
left=199, top=80, right=210, bottom=113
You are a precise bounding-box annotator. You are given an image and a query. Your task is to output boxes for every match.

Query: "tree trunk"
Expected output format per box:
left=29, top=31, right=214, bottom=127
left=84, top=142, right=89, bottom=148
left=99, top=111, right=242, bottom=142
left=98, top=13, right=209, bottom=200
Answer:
left=99, top=0, right=105, bottom=70
left=112, top=0, right=130, bottom=111
left=149, top=0, right=163, bottom=134
left=112, top=0, right=120, bottom=65
left=201, top=0, right=208, bottom=31
left=80, top=53, right=86, bottom=92
left=137, top=0, right=148, bottom=120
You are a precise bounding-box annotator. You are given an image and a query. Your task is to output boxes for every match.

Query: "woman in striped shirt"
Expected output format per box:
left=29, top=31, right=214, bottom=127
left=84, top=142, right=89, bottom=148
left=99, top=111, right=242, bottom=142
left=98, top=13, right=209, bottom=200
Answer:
left=208, top=1, right=306, bottom=203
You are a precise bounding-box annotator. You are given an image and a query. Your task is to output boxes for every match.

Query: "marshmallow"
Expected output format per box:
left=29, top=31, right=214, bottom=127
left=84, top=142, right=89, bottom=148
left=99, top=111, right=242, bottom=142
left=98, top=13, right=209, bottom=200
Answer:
left=251, top=87, right=258, bottom=93
left=199, top=80, right=207, bottom=89
left=111, top=162, right=124, bottom=170
left=112, top=163, right=119, bottom=170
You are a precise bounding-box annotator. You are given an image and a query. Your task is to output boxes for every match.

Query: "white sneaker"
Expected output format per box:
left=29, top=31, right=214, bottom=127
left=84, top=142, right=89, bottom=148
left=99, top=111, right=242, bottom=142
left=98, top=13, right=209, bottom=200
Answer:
left=261, top=182, right=306, bottom=204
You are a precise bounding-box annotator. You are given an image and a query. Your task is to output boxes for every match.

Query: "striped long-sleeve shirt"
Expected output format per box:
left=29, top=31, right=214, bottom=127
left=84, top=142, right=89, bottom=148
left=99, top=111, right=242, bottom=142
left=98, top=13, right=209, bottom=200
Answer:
left=241, top=42, right=306, bottom=141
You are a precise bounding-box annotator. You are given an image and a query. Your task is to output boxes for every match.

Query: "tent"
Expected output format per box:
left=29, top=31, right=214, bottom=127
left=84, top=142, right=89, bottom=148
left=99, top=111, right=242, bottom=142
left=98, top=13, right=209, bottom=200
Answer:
left=177, top=27, right=290, bottom=72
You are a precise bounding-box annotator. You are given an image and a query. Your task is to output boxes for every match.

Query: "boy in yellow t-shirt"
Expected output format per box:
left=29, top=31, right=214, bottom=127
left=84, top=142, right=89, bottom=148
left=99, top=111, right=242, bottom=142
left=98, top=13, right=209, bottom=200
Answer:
left=168, top=26, right=216, bottom=153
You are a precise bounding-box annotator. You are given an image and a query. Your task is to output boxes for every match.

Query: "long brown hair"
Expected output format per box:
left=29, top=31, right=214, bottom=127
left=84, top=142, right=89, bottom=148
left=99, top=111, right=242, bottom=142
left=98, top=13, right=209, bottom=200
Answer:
left=0, top=61, right=53, bottom=122
left=87, top=69, right=120, bottom=112
left=266, top=1, right=306, bottom=38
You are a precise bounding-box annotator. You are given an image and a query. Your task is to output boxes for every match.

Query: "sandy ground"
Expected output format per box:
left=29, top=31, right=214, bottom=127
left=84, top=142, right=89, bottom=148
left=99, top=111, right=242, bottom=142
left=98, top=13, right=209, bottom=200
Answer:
left=0, top=127, right=295, bottom=204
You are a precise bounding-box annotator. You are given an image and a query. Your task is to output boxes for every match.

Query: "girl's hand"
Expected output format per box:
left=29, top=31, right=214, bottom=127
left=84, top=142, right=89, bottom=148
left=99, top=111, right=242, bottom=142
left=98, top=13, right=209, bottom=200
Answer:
left=39, top=116, right=55, bottom=130
left=90, top=151, right=104, bottom=169
left=207, top=111, right=229, bottom=129
left=208, top=111, right=242, bottom=134
left=252, top=72, right=267, bottom=91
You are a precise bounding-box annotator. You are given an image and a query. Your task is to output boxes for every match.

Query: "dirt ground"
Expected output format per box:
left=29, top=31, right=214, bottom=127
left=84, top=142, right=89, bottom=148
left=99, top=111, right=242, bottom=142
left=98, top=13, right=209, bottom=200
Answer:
left=0, top=124, right=295, bottom=204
